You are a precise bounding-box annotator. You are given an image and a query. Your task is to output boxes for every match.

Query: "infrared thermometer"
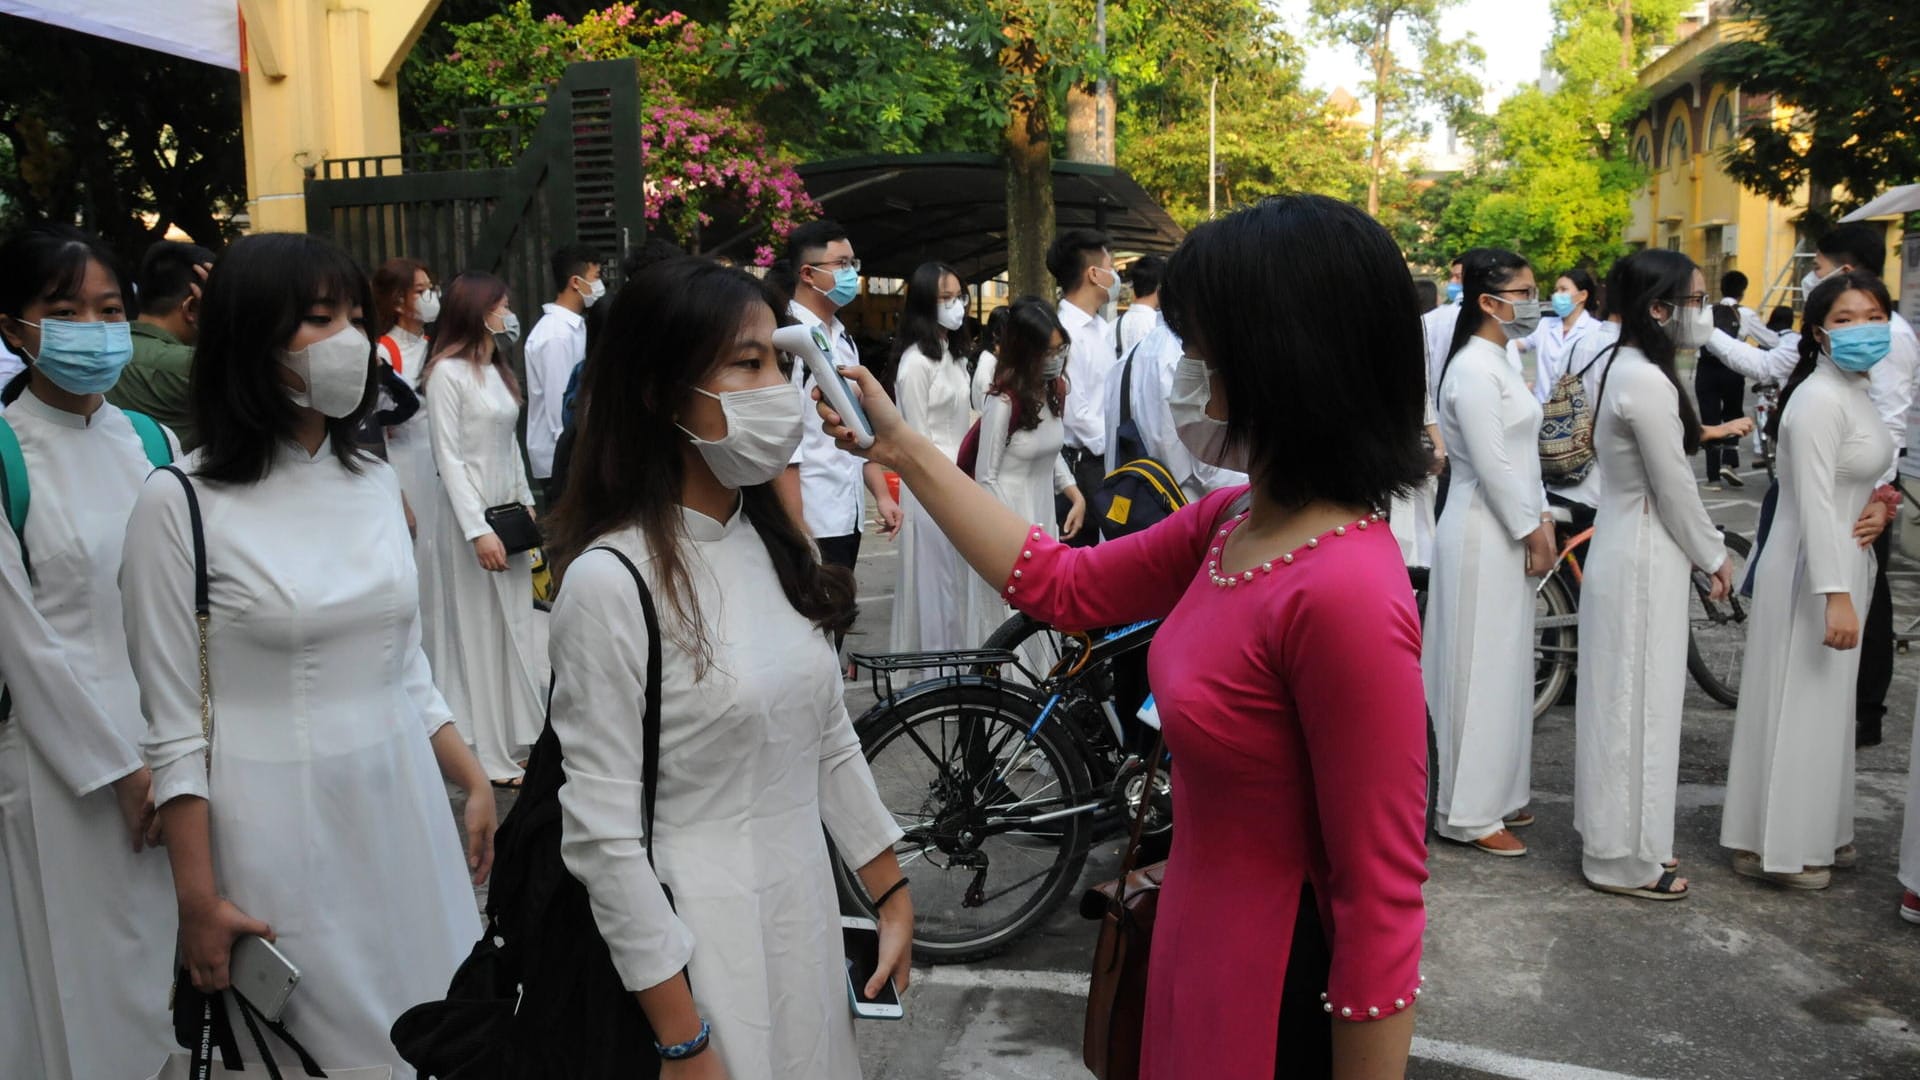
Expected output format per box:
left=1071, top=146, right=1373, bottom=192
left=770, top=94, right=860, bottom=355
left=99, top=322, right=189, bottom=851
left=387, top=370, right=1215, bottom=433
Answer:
left=773, top=323, right=874, bottom=449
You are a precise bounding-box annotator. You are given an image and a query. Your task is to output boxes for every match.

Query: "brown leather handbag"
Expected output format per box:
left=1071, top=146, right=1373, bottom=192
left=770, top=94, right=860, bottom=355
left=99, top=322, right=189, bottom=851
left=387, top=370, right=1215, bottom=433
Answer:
left=1081, top=737, right=1167, bottom=1080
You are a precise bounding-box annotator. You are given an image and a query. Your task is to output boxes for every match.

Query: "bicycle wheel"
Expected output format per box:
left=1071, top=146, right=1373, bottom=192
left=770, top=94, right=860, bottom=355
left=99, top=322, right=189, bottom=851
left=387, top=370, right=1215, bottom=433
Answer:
left=1533, top=572, right=1577, bottom=719
left=980, top=610, right=1081, bottom=679
left=847, top=680, right=1095, bottom=963
left=1688, top=530, right=1752, bottom=707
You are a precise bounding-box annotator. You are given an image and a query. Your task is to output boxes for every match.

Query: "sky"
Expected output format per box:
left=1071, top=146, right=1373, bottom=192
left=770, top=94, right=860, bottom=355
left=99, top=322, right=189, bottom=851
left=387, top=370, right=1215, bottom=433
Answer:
left=1271, top=0, right=1559, bottom=161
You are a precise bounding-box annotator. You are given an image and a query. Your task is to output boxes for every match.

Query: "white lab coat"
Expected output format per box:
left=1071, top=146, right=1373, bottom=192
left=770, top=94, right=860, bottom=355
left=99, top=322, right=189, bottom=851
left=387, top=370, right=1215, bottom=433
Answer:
left=1573, top=350, right=1727, bottom=888
left=122, top=441, right=481, bottom=1077
left=423, top=357, right=544, bottom=780
left=891, top=343, right=972, bottom=655
left=1543, top=322, right=1622, bottom=510
left=1426, top=336, right=1545, bottom=843
left=963, top=393, right=1075, bottom=671
left=1527, top=311, right=1606, bottom=404
left=0, top=391, right=176, bottom=1080
left=549, top=511, right=902, bottom=1079
left=1721, top=361, right=1892, bottom=872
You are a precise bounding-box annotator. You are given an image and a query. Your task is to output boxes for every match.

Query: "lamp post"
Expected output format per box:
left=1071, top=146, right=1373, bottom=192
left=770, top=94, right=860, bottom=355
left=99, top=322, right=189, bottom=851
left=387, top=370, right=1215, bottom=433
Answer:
left=1208, top=76, right=1219, bottom=219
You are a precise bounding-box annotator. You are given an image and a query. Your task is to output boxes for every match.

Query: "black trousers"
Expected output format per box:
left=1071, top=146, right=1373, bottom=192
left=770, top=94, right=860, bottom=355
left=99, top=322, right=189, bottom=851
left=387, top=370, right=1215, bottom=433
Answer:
left=1694, top=361, right=1745, bottom=481
left=1274, top=885, right=1334, bottom=1078
left=1059, top=446, right=1105, bottom=547
left=1859, top=525, right=1895, bottom=724
left=817, top=532, right=862, bottom=653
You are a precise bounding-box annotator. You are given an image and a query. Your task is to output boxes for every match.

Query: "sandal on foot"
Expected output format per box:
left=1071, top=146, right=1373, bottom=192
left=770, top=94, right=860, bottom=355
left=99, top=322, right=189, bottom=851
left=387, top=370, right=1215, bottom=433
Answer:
left=1588, top=869, right=1689, bottom=902
left=1447, top=828, right=1527, bottom=857
left=490, top=777, right=524, bottom=790
left=1832, top=844, right=1858, bottom=870
left=1731, top=850, right=1830, bottom=890
left=1503, top=810, right=1537, bottom=829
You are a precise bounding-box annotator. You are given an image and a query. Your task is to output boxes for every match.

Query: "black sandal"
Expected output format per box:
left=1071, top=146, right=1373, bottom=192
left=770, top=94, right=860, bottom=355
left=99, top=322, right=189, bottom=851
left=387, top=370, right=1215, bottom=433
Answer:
left=1587, top=869, right=1689, bottom=902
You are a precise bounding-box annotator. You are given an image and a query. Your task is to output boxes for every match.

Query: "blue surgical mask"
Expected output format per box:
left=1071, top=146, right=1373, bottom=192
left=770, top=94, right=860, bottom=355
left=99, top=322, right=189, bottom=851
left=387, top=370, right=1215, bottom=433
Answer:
left=1550, top=292, right=1577, bottom=319
left=1826, top=323, right=1892, bottom=372
left=813, top=266, right=861, bottom=308
left=22, top=318, right=134, bottom=394
left=1445, top=282, right=1463, bottom=304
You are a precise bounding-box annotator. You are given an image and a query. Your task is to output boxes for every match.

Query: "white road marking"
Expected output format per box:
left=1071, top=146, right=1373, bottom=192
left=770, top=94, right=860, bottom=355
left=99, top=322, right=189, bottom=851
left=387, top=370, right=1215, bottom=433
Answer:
left=915, top=968, right=1667, bottom=1080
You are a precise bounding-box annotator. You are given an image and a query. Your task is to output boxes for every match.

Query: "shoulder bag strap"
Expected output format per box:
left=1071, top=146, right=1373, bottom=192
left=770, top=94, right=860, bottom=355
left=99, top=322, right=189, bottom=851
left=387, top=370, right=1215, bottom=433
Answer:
left=124, top=410, right=176, bottom=467
left=159, top=465, right=212, bottom=772
left=0, top=416, right=30, bottom=578
left=1105, top=733, right=1167, bottom=915
left=1118, top=341, right=1139, bottom=428
left=584, top=545, right=664, bottom=866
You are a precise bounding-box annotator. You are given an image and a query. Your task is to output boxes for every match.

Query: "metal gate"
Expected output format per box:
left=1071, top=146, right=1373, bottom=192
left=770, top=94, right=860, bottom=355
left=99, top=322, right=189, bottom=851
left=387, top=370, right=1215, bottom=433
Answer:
left=304, top=59, right=647, bottom=317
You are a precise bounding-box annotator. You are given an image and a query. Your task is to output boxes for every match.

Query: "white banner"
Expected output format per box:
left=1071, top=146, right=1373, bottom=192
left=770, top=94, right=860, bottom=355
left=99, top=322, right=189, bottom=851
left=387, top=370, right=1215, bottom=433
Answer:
left=0, top=0, right=239, bottom=70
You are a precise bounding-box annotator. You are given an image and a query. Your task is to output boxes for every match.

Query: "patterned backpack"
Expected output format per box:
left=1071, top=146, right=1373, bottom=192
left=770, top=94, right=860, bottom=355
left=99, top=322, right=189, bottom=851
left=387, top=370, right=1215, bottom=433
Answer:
left=1538, top=356, right=1600, bottom=484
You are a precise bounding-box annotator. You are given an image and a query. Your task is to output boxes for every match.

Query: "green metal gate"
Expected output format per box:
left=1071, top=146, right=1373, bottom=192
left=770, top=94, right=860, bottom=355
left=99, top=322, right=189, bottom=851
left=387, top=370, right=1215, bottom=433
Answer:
left=304, top=58, right=647, bottom=318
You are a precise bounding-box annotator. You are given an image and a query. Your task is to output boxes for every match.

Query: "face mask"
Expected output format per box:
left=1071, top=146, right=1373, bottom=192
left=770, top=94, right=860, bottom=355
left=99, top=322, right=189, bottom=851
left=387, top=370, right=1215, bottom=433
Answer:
left=279, top=323, right=370, bottom=418
left=489, top=310, right=521, bottom=345
left=1491, top=295, right=1542, bottom=340
left=1661, top=304, right=1715, bottom=350
left=414, top=288, right=441, bottom=323
left=937, top=297, right=966, bottom=332
left=1095, top=266, right=1121, bottom=304
left=1169, top=356, right=1248, bottom=471
left=1550, top=292, right=1577, bottom=319
left=1802, top=266, right=1844, bottom=295
left=678, top=383, right=807, bottom=488
left=576, top=276, right=606, bottom=308
left=1445, top=282, right=1464, bottom=304
left=1041, top=346, right=1068, bottom=381
left=811, top=266, right=861, bottom=308
left=1825, top=323, right=1893, bottom=373
left=21, top=318, right=134, bottom=394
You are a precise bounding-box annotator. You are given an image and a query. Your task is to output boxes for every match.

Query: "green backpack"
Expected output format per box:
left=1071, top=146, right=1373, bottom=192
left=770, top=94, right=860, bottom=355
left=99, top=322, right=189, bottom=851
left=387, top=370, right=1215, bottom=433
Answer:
left=0, top=408, right=173, bottom=719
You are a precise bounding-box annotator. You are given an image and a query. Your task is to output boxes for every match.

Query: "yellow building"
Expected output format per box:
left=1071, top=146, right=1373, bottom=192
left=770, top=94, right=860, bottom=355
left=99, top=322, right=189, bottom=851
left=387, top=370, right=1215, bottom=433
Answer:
left=1624, top=9, right=1905, bottom=311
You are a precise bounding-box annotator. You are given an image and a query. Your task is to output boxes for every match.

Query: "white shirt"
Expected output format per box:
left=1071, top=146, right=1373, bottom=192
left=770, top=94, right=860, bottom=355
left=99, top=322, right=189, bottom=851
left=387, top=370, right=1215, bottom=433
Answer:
left=1117, top=304, right=1160, bottom=358
left=523, top=302, right=586, bottom=479
left=0, top=335, right=23, bottom=392
left=1528, top=311, right=1605, bottom=404
left=1422, top=304, right=1461, bottom=403
left=1103, top=323, right=1246, bottom=499
left=1717, top=297, right=1780, bottom=348
left=786, top=300, right=867, bottom=538
left=1057, top=298, right=1115, bottom=454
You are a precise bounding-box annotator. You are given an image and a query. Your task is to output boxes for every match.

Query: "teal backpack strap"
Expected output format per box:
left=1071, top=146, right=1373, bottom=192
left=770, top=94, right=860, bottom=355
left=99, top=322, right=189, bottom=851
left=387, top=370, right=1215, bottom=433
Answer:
left=0, top=416, right=28, bottom=573
left=123, top=410, right=175, bottom=467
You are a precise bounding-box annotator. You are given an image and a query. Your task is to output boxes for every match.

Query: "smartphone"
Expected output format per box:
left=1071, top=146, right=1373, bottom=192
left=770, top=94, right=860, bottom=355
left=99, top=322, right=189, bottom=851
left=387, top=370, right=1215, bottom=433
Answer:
left=773, top=323, right=874, bottom=448
left=229, top=935, right=300, bottom=1023
left=841, top=916, right=903, bottom=1020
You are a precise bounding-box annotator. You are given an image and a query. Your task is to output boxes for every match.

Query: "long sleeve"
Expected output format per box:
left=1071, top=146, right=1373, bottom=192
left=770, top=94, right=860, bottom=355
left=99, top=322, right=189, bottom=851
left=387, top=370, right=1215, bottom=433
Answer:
left=894, top=347, right=934, bottom=433
left=1739, top=307, right=1781, bottom=350
left=1059, top=312, right=1111, bottom=454
left=382, top=467, right=456, bottom=736
left=974, top=393, right=1014, bottom=487
left=119, top=470, right=211, bottom=808
left=523, top=322, right=575, bottom=479
left=0, top=520, right=140, bottom=795
left=971, top=352, right=996, bottom=413
left=1707, top=329, right=1799, bottom=383
left=1867, top=328, right=1918, bottom=485
left=427, top=368, right=491, bottom=541
left=1619, top=372, right=1728, bottom=573
left=1449, top=366, right=1544, bottom=540
left=549, top=548, right=697, bottom=992
left=1528, top=325, right=1560, bottom=404
left=1000, top=486, right=1241, bottom=632
left=1787, top=387, right=1855, bottom=596
left=817, top=682, right=904, bottom=869
left=1282, top=564, right=1428, bottom=1021
left=1053, top=451, right=1075, bottom=495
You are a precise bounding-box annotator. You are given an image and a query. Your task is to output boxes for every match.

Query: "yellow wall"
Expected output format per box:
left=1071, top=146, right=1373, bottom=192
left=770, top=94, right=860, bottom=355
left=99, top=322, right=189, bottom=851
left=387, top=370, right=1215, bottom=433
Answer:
left=237, top=0, right=439, bottom=233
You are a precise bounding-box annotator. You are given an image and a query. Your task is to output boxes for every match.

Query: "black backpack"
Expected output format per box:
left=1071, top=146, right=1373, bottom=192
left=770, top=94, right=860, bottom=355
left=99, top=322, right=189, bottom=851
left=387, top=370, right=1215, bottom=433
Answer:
left=1089, top=342, right=1189, bottom=541
left=392, top=548, right=669, bottom=1079
left=1711, top=301, right=1743, bottom=340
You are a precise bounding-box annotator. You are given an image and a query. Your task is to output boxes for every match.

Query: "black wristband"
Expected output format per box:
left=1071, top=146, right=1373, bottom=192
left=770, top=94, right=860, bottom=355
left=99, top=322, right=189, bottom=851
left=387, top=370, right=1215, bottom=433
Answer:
left=873, top=876, right=911, bottom=911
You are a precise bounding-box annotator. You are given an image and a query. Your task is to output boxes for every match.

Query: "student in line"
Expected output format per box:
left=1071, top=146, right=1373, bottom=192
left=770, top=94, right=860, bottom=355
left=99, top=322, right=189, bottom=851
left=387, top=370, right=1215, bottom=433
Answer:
left=888, top=261, right=974, bottom=656
left=371, top=256, right=441, bottom=545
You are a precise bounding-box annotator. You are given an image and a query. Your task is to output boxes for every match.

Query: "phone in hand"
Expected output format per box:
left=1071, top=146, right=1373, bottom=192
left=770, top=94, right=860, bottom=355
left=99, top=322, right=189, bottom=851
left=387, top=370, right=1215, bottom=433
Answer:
left=229, top=935, right=300, bottom=1022
left=842, top=916, right=903, bottom=1020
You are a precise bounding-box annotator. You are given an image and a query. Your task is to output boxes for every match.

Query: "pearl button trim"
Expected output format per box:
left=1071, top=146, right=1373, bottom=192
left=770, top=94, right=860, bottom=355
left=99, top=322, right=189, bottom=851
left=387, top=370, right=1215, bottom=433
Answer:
left=1324, top=975, right=1423, bottom=1021
left=1205, top=514, right=1382, bottom=589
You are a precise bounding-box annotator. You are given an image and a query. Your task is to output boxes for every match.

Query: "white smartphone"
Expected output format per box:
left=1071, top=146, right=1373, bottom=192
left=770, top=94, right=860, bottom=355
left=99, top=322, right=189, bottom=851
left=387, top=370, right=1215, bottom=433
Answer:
left=774, top=323, right=874, bottom=449
left=841, top=916, right=904, bottom=1020
left=229, top=935, right=300, bottom=1023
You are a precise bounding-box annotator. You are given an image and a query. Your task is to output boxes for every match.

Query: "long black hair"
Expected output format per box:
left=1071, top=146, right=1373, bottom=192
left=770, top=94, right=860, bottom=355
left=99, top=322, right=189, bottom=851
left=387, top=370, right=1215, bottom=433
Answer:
left=1767, top=270, right=1894, bottom=447
left=987, top=296, right=1067, bottom=434
left=545, top=256, right=854, bottom=662
left=888, top=261, right=971, bottom=373
left=190, top=233, right=376, bottom=483
left=0, top=223, right=131, bottom=405
left=1442, top=247, right=1532, bottom=386
left=1596, top=248, right=1704, bottom=454
left=1162, top=194, right=1428, bottom=508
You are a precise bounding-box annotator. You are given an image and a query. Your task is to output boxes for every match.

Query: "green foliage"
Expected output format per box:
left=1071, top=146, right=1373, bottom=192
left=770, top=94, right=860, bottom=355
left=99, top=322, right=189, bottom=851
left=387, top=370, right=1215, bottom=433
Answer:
left=1703, top=0, right=1920, bottom=226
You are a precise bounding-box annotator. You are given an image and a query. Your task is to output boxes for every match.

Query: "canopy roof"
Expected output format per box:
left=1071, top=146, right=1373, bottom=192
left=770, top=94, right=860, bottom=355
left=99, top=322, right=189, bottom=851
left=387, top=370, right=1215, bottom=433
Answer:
left=1841, top=184, right=1920, bottom=222
left=704, top=153, right=1185, bottom=282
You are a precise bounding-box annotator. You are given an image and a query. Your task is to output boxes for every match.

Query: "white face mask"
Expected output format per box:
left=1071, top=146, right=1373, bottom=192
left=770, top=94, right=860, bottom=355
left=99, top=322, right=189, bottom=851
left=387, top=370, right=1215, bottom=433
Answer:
left=937, top=297, right=966, bottom=332
left=414, top=288, right=441, bottom=323
left=1041, top=344, right=1068, bottom=380
left=1802, top=266, right=1841, bottom=294
left=1095, top=266, right=1121, bottom=305
left=279, top=324, right=370, bottom=418
left=1169, top=356, right=1248, bottom=471
left=1662, top=303, right=1715, bottom=349
left=577, top=276, right=606, bottom=308
left=677, top=383, right=807, bottom=489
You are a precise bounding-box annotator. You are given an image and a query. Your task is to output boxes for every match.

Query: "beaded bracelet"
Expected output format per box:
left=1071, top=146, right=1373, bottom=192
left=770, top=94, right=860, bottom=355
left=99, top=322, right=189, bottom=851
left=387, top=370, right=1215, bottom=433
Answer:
left=655, top=1019, right=711, bottom=1060
left=873, top=876, right=911, bottom=911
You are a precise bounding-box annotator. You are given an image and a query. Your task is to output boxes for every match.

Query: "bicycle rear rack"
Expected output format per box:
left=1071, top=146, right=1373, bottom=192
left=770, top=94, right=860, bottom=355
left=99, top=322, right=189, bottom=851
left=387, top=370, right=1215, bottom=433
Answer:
left=849, top=648, right=1033, bottom=703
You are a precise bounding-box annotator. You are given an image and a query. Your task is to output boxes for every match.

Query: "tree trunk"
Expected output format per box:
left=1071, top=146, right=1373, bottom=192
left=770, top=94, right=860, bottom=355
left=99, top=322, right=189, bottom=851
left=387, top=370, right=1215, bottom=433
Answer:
left=1006, top=90, right=1056, bottom=298
left=1367, top=15, right=1392, bottom=218
left=1619, top=1, right=1633, bottom=71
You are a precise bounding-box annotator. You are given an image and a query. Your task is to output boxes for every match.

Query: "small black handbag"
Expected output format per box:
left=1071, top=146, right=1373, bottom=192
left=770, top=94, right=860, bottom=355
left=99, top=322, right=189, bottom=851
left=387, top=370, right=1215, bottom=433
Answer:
left=483, top=503, right=541, bottom=555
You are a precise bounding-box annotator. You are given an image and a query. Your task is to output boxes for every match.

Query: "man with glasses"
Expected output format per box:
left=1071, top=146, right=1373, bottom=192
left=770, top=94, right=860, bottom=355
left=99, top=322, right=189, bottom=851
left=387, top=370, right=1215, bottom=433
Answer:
left=779, top=220, right=902, bottom=597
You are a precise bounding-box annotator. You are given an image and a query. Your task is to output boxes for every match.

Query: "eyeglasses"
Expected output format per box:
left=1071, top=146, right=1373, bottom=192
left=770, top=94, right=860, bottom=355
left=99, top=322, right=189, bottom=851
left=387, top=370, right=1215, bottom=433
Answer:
left=1666, top=293, right=1709, bottom=308
left=1490, top=287, right=1539, bottom=301
left=806, top=258, right=862, bottom=273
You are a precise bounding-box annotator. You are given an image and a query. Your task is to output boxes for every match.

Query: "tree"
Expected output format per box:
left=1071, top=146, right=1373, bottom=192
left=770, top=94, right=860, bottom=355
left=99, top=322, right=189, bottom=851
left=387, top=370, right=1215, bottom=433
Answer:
left=1703, top=0, right=1920, bottom=229
left=0, top=17, right=244, bottom=259
left=1308, top=0, right=1483, bottom=216
left=998, top=1, right=1057, bottom=297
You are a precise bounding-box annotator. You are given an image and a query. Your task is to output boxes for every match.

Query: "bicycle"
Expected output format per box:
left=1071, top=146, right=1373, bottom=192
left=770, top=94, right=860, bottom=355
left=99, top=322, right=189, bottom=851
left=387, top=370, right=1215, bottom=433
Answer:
left=1750, top=381, right=1780, bottom=481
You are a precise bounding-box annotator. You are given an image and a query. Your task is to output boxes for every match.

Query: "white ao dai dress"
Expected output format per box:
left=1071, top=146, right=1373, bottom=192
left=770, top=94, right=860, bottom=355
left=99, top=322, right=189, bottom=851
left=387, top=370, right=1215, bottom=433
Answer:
left=1721, top=360, right=1892, bottom=872
left=1573, top=349, right=1726, bottom=888
left=121, top=441, right=482, bottom=1076
left=0, top=391, right=176, bottom=1079
left=961, top=392, right=1075, bottom=670
left=380, top=326, right=442, bottom=596
left=1426, top=335, right=1545, bottom=843
left=549, top=508, right=902, bottom=1078
left=891, top=343, right=973, bottom=655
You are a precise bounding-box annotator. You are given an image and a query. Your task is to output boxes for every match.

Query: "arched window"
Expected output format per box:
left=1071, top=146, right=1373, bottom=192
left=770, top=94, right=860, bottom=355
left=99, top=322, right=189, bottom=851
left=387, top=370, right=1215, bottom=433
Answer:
left=1634, top=134, right=1653, bottom=169
left=1666, top=116, right=1691, bottom=169
left=1708, top=95, right=1735, bottom=148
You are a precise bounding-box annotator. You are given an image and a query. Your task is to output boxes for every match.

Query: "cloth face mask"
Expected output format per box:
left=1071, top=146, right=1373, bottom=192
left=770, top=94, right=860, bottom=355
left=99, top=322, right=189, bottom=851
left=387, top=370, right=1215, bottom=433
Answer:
left=1665, top=304, right=1715, bottom=350
left=414, top=288, right=441, bottom=323
left=1826, top=323, right=1893, bottom=372
left=937, top=298, right=966, bottom=332
left=679, top=383, right=807, bottom=488
left=280, top=323, right=371, bottom=418
left=1492, top=296, right=1543, bottom=340
left=577, top=277, right=606, bottom=308
left=1169, top=355, right=1249, bottom=472
left=21, top=317, right=134, bottom=394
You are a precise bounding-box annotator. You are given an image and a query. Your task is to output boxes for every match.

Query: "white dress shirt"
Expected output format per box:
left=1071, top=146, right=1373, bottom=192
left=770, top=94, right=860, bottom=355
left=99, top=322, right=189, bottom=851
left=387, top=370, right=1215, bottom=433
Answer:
left=787, top=300, right=867, bottom=538
left=1422, top=304, right=1461, bottom=403
left=1528, top=311, right=1605, bottom=404
left=1117, top=304, right=1160, bottom=358
left=1057, top=298, right=1115, bottom=455
left=523, top=302, right=586, bottom=479
left=1104, top=323, right=1246, bottom=499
